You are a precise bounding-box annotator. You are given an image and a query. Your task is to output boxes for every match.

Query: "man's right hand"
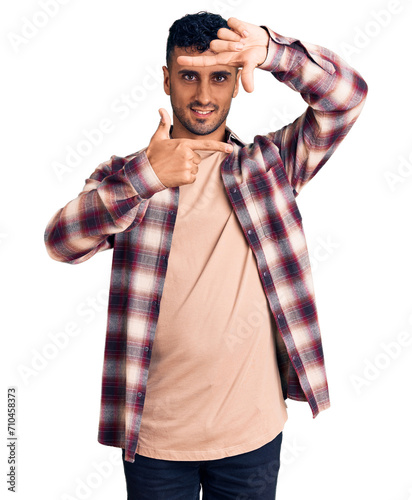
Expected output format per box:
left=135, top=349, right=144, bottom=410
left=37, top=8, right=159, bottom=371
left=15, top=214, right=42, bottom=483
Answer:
left=146, top=108, right=233, bottom=188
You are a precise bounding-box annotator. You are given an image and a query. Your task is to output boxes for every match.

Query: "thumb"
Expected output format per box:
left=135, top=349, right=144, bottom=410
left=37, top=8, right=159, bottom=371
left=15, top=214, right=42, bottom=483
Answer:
left=151, top=108, right=171, bottom=141
left=240, top=63, right=255, bottom=93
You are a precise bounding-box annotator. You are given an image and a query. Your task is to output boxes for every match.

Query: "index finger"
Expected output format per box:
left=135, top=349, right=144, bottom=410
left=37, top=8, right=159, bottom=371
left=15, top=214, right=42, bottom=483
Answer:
left=216, top=27, right=242, bottom=42
left=227, top=17, right=249, bottom=38
left=176, top=53, right=220, bottom=67
left=183, top=139, right=233, bottom=153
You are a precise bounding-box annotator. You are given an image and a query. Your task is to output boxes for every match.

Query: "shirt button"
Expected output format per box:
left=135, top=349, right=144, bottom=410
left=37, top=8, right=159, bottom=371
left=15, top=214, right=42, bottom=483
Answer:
left=277, top=313, right=284, bottom=320
left=263, top=271, right=268, bottom=277
left=169, top=210, right=175, bottom=215
left=248, top=229, right=253, bottom=234
left=137, top=392, right=143, bottom=398
left=231, top=187, right=237, bottom=193
left=144, top=346, right=149, bottom=352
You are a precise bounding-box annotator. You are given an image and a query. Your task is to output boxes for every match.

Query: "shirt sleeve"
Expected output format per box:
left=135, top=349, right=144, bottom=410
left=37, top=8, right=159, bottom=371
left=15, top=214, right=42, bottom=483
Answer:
left=44, top=149, right=167, bottom=264
left=257, top=26, right=368, bottom=195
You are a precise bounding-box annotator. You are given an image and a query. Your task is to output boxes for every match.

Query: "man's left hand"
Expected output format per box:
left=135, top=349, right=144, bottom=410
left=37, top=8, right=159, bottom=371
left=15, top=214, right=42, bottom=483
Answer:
left=176, top=17, right=269, bottom=93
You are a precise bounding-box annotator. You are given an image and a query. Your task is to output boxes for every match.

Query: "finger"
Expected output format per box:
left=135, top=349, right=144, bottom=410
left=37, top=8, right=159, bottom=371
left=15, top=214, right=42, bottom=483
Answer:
left=227, top=17, right=249, bottom=38
left=151, top=108, right=171, bottom=140
left=209, top=39, right=244, bottom=53
left=185, top=139, right=233, bottom=153
left=217, top=27, right=242, bottom=42
left=177, top=52, right=232, bottom=67
left=240, top=63, right=255, bottom=93
left=191, top=152, right=202, bottom=165
left=177, top=53, right=219, bottom=67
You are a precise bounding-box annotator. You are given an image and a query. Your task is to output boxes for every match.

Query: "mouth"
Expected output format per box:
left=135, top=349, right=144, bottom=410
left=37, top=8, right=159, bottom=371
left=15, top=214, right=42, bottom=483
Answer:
left=191, top=108, right=215, bottom=118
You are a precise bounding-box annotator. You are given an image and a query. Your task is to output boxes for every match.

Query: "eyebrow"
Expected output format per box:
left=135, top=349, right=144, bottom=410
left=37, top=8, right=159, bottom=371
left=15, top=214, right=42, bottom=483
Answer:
left=177, top=70, right=232, bottom=77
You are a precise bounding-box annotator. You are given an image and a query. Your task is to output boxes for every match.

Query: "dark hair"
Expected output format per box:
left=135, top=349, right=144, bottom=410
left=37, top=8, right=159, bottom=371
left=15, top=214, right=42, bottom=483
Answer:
left=166, top=11, right=229, bottom=67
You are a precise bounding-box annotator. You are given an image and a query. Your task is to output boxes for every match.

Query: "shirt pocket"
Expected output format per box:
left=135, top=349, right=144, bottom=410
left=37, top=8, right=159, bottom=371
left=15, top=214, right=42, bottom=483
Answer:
left=245, top=167, right=303, bottom=241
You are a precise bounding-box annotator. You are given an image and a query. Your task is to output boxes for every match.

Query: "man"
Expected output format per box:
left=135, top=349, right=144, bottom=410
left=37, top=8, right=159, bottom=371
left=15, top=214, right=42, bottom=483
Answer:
left=44, top=11, right=368, bottom=499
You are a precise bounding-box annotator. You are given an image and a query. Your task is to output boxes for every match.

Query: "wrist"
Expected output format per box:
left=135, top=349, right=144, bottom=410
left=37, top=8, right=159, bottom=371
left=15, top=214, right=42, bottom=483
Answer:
left=257, top=27, right=270, bottom=66
left=259, top=26, right=270, bottom=47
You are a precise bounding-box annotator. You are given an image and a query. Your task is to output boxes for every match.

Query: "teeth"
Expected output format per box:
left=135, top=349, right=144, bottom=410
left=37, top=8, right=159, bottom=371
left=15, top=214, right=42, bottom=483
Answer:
left=194, top=110, right=212, bottom=114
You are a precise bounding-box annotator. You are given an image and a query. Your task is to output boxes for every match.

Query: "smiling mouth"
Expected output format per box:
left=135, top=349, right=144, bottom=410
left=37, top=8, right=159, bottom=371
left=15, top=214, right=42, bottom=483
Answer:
left=191, top=108, right=214, bottom=118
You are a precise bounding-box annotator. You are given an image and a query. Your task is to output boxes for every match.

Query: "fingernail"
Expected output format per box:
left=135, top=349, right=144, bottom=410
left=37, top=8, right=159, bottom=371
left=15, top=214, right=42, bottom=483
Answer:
left=226, top=145, right=233, bottom=153
left=242, top=30, right=249, bottom=37
left=235, top=43, right=244, bottom=50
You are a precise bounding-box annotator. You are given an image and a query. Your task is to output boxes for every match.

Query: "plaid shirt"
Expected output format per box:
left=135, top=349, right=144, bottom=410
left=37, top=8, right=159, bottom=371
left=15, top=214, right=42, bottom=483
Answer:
left=44, top=27, right=368, bottom=463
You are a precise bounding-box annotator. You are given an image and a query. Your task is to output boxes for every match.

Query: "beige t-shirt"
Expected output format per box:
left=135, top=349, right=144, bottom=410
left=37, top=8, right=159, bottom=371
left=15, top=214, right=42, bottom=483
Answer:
left=136, top=149, right=288, bottom=461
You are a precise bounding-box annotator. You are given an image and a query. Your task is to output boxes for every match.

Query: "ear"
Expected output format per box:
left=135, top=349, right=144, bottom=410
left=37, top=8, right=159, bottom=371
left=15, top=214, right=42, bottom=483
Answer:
left=232, top=69, right=242, bottom=98
left=162, top=65, right=171, bottom=96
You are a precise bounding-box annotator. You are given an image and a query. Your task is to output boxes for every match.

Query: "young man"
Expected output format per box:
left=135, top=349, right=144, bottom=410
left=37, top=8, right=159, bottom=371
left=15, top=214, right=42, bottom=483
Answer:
left=44, top=11, right=368, bottom=499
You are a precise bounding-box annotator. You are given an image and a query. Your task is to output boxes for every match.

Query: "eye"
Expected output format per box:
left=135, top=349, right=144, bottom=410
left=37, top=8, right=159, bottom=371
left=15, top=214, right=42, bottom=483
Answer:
left=213, top=75, right=227, bottom=82
left=183, top=74, right=197, bottom=81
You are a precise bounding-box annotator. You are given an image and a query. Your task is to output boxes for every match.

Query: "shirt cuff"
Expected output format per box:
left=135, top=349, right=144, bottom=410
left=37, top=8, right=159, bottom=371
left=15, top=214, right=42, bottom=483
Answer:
left=258, top=26, right=336, bottom=76
left=257, top=26, right=300, bottom=71
left=124, top=149, right=167, bottom=199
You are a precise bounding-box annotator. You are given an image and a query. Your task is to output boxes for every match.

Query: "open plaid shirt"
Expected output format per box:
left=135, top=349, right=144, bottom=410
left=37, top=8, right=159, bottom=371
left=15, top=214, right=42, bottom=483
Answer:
left=44, top=26, right=368, bottom=463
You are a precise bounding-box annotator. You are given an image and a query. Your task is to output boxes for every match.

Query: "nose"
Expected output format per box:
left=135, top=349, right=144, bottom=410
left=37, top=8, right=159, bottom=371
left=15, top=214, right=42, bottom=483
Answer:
left=195, top=80, right=212, bottom=106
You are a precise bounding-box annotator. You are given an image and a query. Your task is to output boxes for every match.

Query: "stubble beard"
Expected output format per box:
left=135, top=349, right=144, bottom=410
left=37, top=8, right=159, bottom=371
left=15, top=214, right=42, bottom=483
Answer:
left=169, top=85, right=232, bottom=137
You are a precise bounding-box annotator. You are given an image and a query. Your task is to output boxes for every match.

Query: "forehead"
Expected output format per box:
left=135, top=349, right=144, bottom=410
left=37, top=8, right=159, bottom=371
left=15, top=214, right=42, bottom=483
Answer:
left=170, top=46, right=234, bottom=74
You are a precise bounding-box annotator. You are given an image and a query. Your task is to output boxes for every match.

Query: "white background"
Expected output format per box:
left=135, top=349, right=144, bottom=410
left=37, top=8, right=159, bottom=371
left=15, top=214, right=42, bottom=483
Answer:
left=2, top=0, right=412, bottom=498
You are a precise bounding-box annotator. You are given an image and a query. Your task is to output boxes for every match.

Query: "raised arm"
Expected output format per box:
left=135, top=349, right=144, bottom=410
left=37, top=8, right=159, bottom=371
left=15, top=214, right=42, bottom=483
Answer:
left=257, top=26, right=368, bottom=194
left=177, top=17, right=368, bottom=195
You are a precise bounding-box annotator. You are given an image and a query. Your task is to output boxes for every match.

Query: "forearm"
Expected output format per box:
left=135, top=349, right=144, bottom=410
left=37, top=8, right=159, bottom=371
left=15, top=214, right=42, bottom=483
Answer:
left=44, top=150, right=167, bottom=264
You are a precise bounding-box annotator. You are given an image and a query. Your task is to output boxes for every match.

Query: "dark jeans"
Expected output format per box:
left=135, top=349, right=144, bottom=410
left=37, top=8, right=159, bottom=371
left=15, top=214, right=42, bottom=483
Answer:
left=122, top=431, right=282, bottom=499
